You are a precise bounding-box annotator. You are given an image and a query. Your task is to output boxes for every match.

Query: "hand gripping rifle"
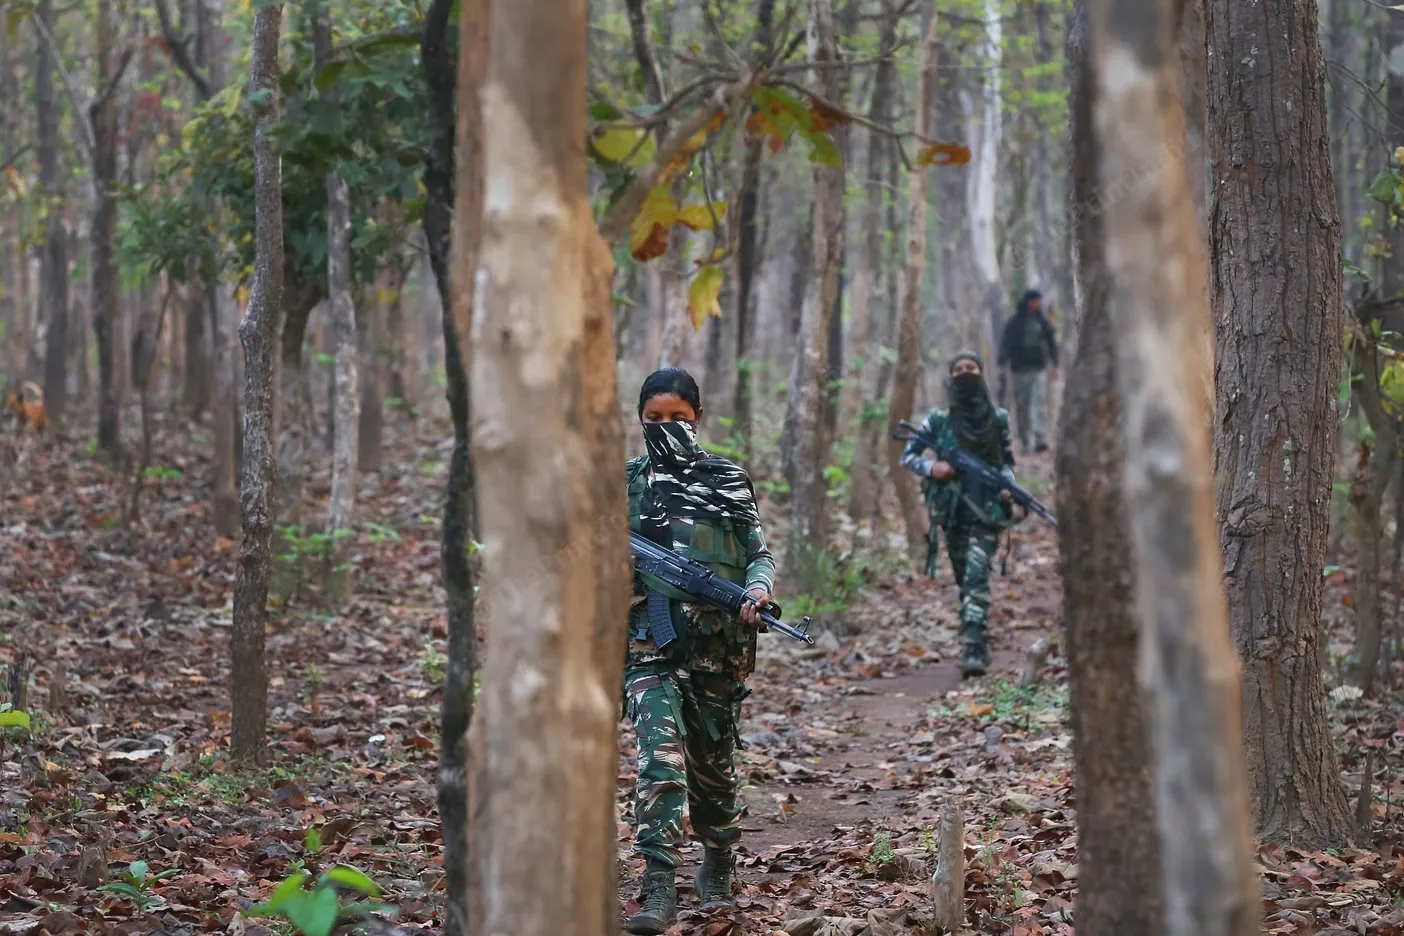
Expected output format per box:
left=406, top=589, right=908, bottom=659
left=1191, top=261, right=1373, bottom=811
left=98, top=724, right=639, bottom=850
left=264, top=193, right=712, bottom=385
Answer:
left=628, top=532, right=815, bottom=646
left=891, top=419, right=1058, bottom=528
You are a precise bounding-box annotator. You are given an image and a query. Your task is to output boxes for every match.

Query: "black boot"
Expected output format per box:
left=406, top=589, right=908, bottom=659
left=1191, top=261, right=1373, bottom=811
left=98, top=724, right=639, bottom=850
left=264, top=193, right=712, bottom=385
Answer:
left=626, top=863, right=678, bottom=935
left=960, top=626, right=989, bottom=678
left=694, top=846, right=735, bottom=909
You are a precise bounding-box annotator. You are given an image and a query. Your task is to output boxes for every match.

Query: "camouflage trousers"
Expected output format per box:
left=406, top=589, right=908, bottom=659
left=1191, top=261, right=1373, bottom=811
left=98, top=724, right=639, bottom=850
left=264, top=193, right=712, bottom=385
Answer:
left=624, top=663, right=744, bottom=868
left=947, top=522, right=1001, bottom=637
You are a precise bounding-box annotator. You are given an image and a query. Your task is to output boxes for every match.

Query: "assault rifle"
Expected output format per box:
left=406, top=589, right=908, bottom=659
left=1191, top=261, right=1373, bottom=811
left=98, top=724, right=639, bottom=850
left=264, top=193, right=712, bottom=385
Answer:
left=892, top=419, right=1058, bottom=528
left=628, top=532, right=815, bottom=646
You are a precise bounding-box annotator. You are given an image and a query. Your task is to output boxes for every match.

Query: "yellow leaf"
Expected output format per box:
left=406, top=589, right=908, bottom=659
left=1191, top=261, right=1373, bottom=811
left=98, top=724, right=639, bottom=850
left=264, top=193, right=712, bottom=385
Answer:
left=629, top=187, right=678, bottom=260
left=676, top=200, right=728, bottom=232
left=687, top=266, right=724, bottom=330
left=591, top=127, right=655, bottom=168
left=917, top=142, right=972, bottom=167
left=968, top=701, right=994, bottom=717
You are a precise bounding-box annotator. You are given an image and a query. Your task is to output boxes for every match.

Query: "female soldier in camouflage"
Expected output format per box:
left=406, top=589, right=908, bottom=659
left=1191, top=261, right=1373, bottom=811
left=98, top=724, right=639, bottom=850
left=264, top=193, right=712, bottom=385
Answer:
left=623, top=368, right=776, bottom=934
left=901, top=351, right=1017, bottom=677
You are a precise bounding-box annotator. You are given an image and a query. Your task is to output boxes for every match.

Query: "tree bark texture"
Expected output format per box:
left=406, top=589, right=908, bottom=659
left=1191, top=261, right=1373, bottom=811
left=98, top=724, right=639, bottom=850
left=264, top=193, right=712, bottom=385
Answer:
left=885, top=3, right=939, bottom=567
left=1206, top=0, right=1354, bottom=845
left=966, top=0, right=1004, bottom=366
left=35, top=0, right=68, bottom=427
left=230, top=2, right=284, bottom=766
left=315, top=9, right=360, bottom=607
left=473, top=2, right=630, bottom=933
left=1058, top=4, right=1164, bottom=934
left=91, top=0, right=124, bottom=459
left=731, top=0, right=776, bottom=469
left=422, top=0, right=487, bottom=927
left=783, top=0, right=845, bottom=590
left=211, top=283, right=241, bottom=536
left=1092, top=2, right=1261, bottom=934
left=847, top=1, right=897, bottom=525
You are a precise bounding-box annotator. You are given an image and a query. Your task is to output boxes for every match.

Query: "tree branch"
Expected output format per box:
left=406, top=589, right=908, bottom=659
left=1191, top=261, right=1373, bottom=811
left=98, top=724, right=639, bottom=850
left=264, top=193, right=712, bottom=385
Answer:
left=152, top=0, right=212, bottom=100
left=624, top=0, right=668, bottom=107
left=599, top=83, right=743, bottom=246
left=90, top=47, right=135, bottom=120
left=28, top=8, right=96, bottom=164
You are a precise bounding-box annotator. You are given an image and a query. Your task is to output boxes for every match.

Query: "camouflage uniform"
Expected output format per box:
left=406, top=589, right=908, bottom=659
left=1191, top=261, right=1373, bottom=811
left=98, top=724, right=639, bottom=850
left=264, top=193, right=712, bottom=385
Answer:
left=900, top=407, right=1015, bottom=657
left=624, top=454, right=775, bottom=869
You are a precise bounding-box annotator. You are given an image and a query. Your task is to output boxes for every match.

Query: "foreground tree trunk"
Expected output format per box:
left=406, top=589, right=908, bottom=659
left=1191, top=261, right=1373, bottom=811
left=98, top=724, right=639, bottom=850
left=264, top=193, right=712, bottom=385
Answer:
left=422, top=0, right=487, bottom=927
left=35, top=0, right=69, bottom=427
left=1091, top=1, right=1260, bottom=932
left=783, top=0, right=845, bottom=589
left=885, top=4, right=939, bottom=566
left=230, top=3, right=284, bottom=765
left=1058, top=3, right=1163, bottom=933
left=473, top=2, right=629, bottom=932
left=967, top=0, right=1003, bottom=365
left=1206, top=0, right=1354, bottom=845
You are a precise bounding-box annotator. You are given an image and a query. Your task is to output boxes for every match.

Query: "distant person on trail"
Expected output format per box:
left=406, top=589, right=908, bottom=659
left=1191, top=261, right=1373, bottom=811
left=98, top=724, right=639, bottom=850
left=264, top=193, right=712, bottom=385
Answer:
left=997, top=288, right=1058, bottom=453
left=901, top=351, right=1017, bottom=678
left=622, top=367, right=776, bottom=935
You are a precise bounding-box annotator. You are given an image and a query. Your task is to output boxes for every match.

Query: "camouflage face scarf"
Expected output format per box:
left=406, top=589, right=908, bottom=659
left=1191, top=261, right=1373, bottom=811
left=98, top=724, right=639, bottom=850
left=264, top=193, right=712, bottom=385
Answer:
left=947, top=372, right=1005, bottom=465
left=639, top=421, right=761, bottom=547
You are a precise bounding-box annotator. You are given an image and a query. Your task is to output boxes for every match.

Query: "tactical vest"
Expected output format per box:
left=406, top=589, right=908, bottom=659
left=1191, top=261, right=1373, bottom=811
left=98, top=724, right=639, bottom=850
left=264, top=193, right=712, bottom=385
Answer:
left=626, top=456, right=750, bottom=599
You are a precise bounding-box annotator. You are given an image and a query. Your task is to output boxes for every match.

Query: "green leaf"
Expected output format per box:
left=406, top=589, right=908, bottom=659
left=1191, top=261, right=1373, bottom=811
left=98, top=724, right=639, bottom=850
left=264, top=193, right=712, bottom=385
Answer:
left=128, top=861, right=150, bottom=882
left=305, top=827, right=323, bottom=855
left=320, top=865, right=382, bottom=897
left=283, top=886, right=339, bottom=936
left=588, top=101, right=624, bottom=122
left=247, top=872, right=311, bottom=916
left=0, top=710, right=30, bottom=729
left=1368, top=168, right=1401, bottom=206
left=805, top=133, right=842, bottom=167
left=356, top=32, right=421, bottom=57
left=314, top=61, right=350, bottom=92
left=98, top=882, right=146, bottom=900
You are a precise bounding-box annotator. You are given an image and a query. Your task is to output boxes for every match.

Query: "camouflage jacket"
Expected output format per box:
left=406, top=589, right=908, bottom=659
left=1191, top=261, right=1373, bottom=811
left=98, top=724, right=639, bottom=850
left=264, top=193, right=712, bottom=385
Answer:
left=625, top=454, right=775, bottom=677
left=900, top=407, right=1016, bottom=530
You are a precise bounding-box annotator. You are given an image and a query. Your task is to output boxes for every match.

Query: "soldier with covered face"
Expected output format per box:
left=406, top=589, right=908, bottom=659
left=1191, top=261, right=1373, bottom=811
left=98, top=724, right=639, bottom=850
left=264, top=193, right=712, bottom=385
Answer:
left=622, top=367, right=776, bottom=934
left=901, top=351, right=1017, bottom=677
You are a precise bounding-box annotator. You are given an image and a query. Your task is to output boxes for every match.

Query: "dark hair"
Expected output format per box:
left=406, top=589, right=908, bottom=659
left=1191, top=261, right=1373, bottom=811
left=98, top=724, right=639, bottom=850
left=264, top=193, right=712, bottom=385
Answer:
left=949, top=349, right=983, bottom=375
left=638, top=367, right=703, bottom=416
left=1020, top=289, right=1043, bottom=312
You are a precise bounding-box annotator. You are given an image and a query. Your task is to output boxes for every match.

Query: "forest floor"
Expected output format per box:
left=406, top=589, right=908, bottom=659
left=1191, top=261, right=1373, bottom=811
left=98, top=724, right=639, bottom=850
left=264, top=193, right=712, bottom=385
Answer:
left=1, top=414, right=1403, bottom=936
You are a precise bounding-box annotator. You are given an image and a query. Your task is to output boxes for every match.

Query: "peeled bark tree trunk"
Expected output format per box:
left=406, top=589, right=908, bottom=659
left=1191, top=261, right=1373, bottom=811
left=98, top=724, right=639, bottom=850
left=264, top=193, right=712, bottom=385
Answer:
left=472, top=1, right=629, bottom=931
left=1207, top=0, right=1355, bottom=845
left=35, top=0, right=68, bottom=427
left=783, top=0, right=845, bottom=590
left=1059, top=4, right=1163, bottom=933
left=967, top=0, right=1003, bottom=366
left=421, top=0, right=486, bottom=926
left=1091, top=2, right=1261, bottom=933
left=314, top=8, right=360, bottom=608
left=230, top=1, right=284, bottom=766
left=91, top=0, right=126, bottom=460
left=847, top=1, right=897, bottom=525
left=885, top=4, right=939, bottom=567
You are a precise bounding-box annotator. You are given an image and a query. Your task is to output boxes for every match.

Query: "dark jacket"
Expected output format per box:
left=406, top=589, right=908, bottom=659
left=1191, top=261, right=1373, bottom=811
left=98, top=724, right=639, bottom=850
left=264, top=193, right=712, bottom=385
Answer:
left=998, top=307, right=1058, bottom=373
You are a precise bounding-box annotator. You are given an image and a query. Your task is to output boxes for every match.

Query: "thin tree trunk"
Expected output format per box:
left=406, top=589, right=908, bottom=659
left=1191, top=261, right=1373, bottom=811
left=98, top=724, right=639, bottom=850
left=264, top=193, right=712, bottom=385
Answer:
left=274, top=287, right=321, bottom=532
left=35, top=0, right=68, bottom=427
left=1207, top=0, right=1355, bottom=845
left=313, top=8, right=360, bottom=607
left=91, top=0, right=125, bottom=460
left=848, top=2, right=898, bottom=523
left=358, top=285, right=384, bottom=473
left=1060, top=3, right=1163, bottom=933
left=422, top=0, right=486, bottom=926
left=783, top=0, right=845, bottom=589
left=211, top=282, right=241, bottom=535
left=967, top=0, right=1003, bottom=366
left=230, top=1, right=284, bottom=766
left=1093, top=1, right=1261, bottom=931
left=185, top=271, right=211, bottom=415
left=885, top=4, right=938, bottom=565
left=474, top=1, right=629, bottom=931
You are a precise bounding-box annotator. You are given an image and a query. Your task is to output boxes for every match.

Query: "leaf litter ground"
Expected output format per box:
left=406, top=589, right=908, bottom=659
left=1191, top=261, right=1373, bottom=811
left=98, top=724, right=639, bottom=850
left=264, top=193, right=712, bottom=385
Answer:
left=1, top=423, right=1401, bottom=935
